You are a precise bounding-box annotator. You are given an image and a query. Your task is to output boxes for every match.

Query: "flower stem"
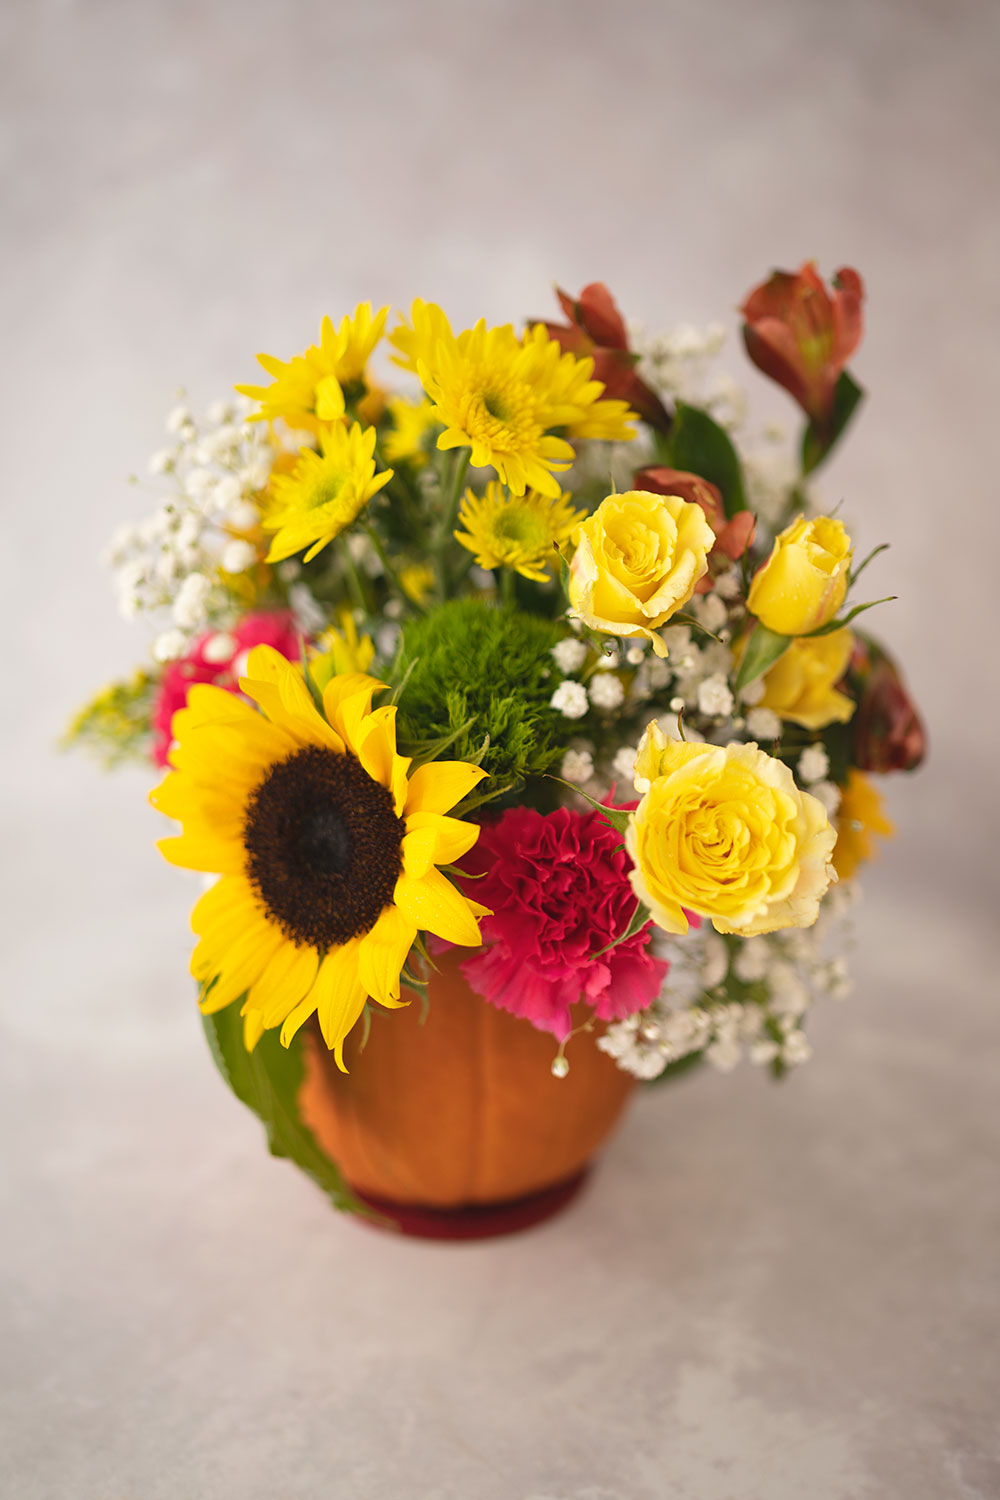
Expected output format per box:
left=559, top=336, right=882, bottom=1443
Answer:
left=436, top=448, right=471, bottom=596
left=339, top=537, right=368, bottom=616
left=363, top=522, right=421, bottom=612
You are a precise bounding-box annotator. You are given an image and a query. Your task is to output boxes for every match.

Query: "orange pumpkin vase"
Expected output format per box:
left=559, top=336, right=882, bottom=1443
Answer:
left=298, top=948, right=636, bottom=1237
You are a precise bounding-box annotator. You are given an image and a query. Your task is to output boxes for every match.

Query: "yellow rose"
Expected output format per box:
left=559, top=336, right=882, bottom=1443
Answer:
left=626, top=722, right=837, bottom=937
left=568, top=490, right=715, bottom=657
left=747, top=515, right=852, bottom=636
left=757, top=627, right=856, bottom=730
left=832, top=769, right=894, bottom=880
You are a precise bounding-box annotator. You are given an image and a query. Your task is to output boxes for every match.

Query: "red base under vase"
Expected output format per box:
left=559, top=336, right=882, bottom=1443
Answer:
left=351, top=1168, right=590, bottom=1241
left=299, top=949, right=635, bottom=1238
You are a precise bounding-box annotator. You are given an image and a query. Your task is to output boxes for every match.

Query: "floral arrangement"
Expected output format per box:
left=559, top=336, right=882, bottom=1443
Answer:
left=69, top=265, right=925, bottom=1210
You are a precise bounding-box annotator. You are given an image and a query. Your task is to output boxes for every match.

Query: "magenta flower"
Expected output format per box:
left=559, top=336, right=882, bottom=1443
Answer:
left=151, top=611, right=301, bottom=766
left=457, top=804, right=668, bottom=1041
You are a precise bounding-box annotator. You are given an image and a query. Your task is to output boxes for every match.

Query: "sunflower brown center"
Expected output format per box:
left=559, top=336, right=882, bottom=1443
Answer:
left=243, top=744, right=403, bottom=950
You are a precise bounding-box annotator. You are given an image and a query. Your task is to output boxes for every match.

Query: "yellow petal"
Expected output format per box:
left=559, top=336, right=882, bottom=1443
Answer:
left=403, top=810, right=480, bottom=866
left=355, top=705, right=399, bottom=790
left=242, top=1007, right=265, bottom=1052
left=308, top=942, right=369, bottom=1066
left=322, top=674, right=387, bottom=746
left=197, top=914, right=286, bottom=1013
left=239, top=645, right=343, bottom=751
left=247, top=939, right=320, bottom=1030
left=403, top=760, right=487, bottom=816
left=358, top=904, right=417, bottom=1007
left=158, top=832, right=245, bottom=875
left=401, top=825, right=439, bottom=880
left=394, top=866, right=485, bottom=947
left=277, top=990, right=320, bottom=1048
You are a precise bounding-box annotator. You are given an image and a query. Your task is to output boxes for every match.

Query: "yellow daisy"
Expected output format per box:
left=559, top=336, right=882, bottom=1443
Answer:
left=389, top=302, right=638, bottom=497
left=150, top=646, right=490, bottom=1068
left=383, top=393, right=439, bottom=466
left=264, top=422, right=393, bottom=564
left=455, top=481, right=586, bottom=582
left=237, top=303, right=389, bottom=432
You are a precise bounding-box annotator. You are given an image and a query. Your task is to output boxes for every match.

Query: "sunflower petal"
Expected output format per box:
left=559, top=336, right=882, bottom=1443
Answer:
left=158, top=832, right=245, bottom=875
left=355, top=705, right=399, bottom=790
left=197, top=913, right=285, bottom=1013
left=403, top=760, right=487, bottom=816
left=403, top=810, right=480, bottom=866
left=309, top=942, right=369, bottom=1067
left=358, top=904, right=417, bottom=1008
left=241, top=1006, right=265, bottom=1052
left=239, top=645, right=343, bottom=751
left=323, top=675, right=387, bottom=746
left=394, top=866, right=487, bottom=947
left=247, top=940, right=320, bottom=1030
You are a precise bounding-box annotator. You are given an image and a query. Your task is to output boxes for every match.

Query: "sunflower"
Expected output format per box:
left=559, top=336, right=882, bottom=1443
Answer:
left=150, top=646, right=490, bottom=1067
left=389, top=302, right=637, bottom=498
left=263, top=422, right=392, bottom=564
left=454, top=481, right=585, bottom=582
left=237, top=303, right=389, bottom=432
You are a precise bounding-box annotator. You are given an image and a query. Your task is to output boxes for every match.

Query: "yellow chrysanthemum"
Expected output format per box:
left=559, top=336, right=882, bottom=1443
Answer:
left=310, top=615, right=376, bottom=688
left=399, top=562, right=436, bottom=606
left=389, top=302, right=637, bottom=498
left=832, top=769, right=894, bottom=880
left=150, top=646, right=490, bottom=1067
left=236, top=303, right=389, bottom=432
left=264, top=422, right=392, bottom=564
left=454, top=481, right=585, bottom=582
left=383, top=394, right=439, bottom=466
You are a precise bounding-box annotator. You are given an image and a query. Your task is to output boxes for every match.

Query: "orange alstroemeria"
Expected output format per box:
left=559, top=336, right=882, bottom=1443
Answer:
left=540, top=282, right=672, bottom=431
left=741, top=262, right=864, bottom=426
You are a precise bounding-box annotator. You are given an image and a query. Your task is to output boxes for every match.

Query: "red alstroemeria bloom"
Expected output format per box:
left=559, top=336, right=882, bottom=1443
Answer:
left=741, top=262, right=864, bottom=426
left=851, top=643, right=927, bottom=773
left=634, top=465, right=755, bottom=591
left=540, top=282, right=672, bottom=431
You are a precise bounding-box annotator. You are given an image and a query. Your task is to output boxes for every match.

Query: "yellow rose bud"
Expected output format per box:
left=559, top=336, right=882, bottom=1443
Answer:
left=626, top=722, right=837, bottom=937
left=747, top=515, right=852, bottom=636
left=568, top=490, right=715, bottom=657
left=757, top=627, right=856, bottom=730
left=832, top=769, right=894, bottom=880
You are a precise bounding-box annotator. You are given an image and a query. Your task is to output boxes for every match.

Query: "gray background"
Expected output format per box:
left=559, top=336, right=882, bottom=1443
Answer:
left=3, top=1, right=999, bottom=1496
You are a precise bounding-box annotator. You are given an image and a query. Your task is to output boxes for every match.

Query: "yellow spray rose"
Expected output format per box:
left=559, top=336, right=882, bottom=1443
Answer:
left=833, top=769, right=894, bottom=879
left=757, top=627, right=856, bottom=730
left=747, top=515, right=852, bottom=636
left=626, top=722, right=837, bottom=937
left=568, top=490, right=715, bottom=657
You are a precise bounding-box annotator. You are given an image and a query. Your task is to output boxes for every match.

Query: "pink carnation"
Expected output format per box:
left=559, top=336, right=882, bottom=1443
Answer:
left=457, top=804, right=668, bottom=1041
left=151, top=611, right=301, bottom=766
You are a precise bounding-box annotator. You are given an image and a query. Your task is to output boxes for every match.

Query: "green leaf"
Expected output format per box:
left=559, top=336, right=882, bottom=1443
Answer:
left=545, top=776, right=631, bottom=834
left=202, top=1004, right=372, bottom=1218
left=801, top=370, right=865, bottom=475
left=806, top=596, right=896, bottom=636
left=849, top=542, right=889, bottom=587
left=733, top=623, right=793, bottom=692
left=588, top=899, right=652, bottom=960
left=662, top=402, right=749, bottom=516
